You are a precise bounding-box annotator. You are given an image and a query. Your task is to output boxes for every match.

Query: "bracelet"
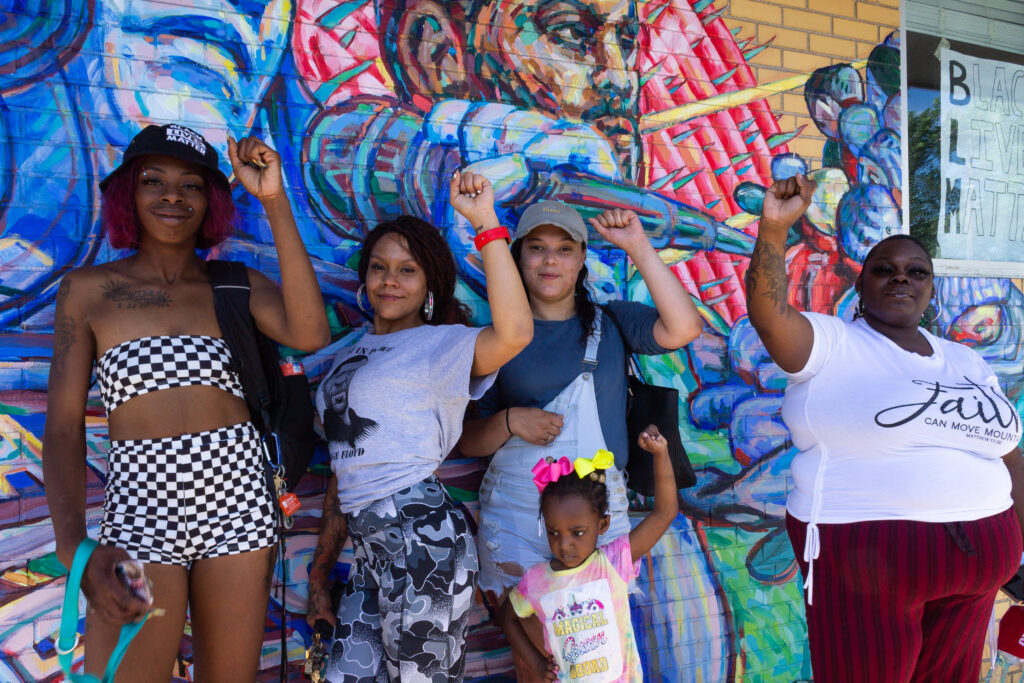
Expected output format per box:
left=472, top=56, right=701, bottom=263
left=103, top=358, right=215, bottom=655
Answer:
left=505, top=408, right=512, bottom=435
left=474, top=225, right=511, bottom=250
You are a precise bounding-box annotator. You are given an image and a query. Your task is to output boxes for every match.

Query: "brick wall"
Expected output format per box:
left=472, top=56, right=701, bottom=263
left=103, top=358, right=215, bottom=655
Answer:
left=0, top=1, right=1020, bottom=681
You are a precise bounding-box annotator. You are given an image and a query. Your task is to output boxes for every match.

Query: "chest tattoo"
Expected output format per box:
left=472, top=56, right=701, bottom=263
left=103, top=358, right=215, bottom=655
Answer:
left=101, top=280, right=172, bottom=309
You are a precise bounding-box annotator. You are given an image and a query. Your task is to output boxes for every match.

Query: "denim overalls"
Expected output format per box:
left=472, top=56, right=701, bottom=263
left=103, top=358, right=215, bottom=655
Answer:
left=477, top=309, right=632, bottom=594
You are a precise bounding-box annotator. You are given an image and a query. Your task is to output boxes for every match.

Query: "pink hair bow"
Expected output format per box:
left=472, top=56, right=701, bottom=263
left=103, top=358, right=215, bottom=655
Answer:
left=532, top=456, right=573, bottom=493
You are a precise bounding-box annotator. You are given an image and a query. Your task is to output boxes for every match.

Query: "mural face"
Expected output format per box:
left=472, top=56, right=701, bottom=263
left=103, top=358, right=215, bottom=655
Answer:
left=466, top=0, right=640, bottom=169
left=1, top=1, right=1020, bottom=681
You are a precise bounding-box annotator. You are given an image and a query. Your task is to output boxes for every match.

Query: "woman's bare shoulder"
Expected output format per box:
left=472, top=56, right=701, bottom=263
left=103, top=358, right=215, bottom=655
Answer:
left=56, top=261, right=130, bottom=309
left=64, top=259, right=128, bottom=282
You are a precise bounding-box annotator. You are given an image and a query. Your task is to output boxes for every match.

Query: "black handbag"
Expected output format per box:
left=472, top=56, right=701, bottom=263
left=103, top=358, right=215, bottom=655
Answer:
left=602, top=306, right=697, bottom=496
left=1003, top=565, right=1024, bottom=602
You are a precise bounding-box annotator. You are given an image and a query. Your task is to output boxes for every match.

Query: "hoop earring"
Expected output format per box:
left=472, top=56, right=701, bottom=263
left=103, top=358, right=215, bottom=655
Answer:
left=921, top=294, right=941, bottom=325
left=423, top=291, right=434, bottom=321
left=357, top=284, right=370, bottom=314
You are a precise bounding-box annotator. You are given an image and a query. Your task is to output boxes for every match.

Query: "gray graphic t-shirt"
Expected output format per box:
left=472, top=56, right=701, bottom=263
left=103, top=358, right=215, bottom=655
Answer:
left=316, top=323, right=495, bottom=514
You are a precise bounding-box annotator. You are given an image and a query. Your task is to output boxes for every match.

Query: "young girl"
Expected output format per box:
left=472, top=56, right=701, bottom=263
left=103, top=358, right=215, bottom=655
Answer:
left=503, top=425, right=679, bottom=682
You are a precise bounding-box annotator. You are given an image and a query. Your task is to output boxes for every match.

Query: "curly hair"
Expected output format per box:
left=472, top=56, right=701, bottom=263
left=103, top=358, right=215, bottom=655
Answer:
left=100, top=158, right=235, bottom=250
left=511, top=238, right=596, bottom=343
left=357, top=216, right=470, bottom=325
left=540, top=470, right=609, bottom=519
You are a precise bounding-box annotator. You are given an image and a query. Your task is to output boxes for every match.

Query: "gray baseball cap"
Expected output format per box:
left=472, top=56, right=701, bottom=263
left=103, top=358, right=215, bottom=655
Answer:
left=515, top=201, right=588, bottom=244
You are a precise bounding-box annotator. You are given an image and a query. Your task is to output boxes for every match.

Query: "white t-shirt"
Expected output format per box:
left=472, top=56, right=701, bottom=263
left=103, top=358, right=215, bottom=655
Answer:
left=315, top=324, right=495, bottom=514
left=782, top=313, right=1020, bottom=524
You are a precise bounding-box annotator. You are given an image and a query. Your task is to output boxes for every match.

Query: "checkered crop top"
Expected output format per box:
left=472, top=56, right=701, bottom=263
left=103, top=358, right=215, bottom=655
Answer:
left=96, top=335, right=246, bottom=414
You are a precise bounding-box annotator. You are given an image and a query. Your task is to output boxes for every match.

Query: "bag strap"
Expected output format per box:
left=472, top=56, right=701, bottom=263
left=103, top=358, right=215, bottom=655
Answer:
left=583, top=308, right=602, bottom=371
left=58, top=539, right=150, bottom=683
left=207, top=260, right=290, bottom=683
left=207, top=260, right=272, bottom=431
left=599, top=304, right=643, bottom=379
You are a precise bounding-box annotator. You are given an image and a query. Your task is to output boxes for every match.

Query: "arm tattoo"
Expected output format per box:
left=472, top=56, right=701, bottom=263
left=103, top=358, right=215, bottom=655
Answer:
left=101, top=280, right=171, bottom=309
left=746, top=240, right=789, bottom=314
left=52, top=313, right=77, bottom=375
left=52, top=278, right=76, bottom=375
left=309, top=494, right=346, bottom=579
left=55, top=277, right=71, bottom=307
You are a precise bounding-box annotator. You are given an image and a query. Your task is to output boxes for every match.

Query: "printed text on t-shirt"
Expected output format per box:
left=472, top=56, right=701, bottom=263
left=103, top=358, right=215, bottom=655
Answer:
left=348, top=344, right=394, bottom=356
left=874, top=378, right=1020, bottom=441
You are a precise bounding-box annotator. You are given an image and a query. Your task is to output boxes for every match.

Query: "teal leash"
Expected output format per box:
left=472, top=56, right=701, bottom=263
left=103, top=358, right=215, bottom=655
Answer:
left=57, top=539, right=150, bottom=683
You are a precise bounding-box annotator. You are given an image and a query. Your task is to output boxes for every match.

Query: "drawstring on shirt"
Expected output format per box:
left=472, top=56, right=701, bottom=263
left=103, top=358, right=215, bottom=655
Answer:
left=802, top=441, right=830, bottom=607
left=803, top=522, right=820, bottom=606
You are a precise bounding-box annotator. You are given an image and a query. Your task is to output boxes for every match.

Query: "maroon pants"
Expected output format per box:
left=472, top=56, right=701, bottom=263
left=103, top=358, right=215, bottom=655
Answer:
left=787, top=508, right=1021, bottom=683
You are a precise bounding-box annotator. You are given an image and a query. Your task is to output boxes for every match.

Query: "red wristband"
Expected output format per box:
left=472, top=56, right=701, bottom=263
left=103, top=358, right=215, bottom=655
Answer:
left=474, top=225, right=511, bottom=250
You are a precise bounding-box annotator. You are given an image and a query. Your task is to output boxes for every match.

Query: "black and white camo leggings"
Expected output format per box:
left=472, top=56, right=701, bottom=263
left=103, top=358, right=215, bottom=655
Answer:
left=326, top=476, right=478, bottom=683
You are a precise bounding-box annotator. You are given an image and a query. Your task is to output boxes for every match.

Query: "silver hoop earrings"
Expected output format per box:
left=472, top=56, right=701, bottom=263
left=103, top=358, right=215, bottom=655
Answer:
left=423, top=291, right=434, bottom=321
left=357, top=284, right=370, bottom=314
left=921, top=294, right=941, bottom=325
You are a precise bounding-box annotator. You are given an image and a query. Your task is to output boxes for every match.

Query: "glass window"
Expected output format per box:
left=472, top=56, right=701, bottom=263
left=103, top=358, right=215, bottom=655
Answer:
left=904, top=0, right=1024, bottom=275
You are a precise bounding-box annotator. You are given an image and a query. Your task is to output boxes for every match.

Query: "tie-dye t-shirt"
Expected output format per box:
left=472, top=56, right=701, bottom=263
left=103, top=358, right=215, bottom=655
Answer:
left=508, top=535, right=641, bottom=682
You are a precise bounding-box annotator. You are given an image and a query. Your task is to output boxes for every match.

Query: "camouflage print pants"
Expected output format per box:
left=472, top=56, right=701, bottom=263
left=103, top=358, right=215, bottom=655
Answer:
left=325, top=476, right=478, bottom=683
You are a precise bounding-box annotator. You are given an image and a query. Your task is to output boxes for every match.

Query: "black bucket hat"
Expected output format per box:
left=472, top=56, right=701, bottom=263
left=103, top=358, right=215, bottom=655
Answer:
left=99, top=124, right=230, bottom=192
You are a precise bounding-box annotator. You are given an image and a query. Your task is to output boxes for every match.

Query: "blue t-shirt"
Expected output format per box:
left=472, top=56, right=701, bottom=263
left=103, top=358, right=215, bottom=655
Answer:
left=477, top=300, right=668, bottom=469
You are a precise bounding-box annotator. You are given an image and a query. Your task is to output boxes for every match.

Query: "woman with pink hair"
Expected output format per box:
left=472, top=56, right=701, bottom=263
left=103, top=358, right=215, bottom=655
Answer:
left=42, top=124, right=329, bottom=682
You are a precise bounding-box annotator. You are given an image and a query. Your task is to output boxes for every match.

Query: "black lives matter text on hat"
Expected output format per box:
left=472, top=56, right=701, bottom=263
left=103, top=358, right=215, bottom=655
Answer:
left=99, top=124, right=230, bottom=192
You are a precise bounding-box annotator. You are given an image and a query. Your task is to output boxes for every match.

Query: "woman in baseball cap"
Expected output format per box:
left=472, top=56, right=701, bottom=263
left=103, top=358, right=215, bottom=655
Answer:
left=42, top=124, right=330, bottom=681
left=457, top=200, right=705, bottom=680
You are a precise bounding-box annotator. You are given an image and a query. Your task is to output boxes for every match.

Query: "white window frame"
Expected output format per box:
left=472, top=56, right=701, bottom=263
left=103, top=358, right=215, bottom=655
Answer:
left=901, top=0, right=1024, bottom=277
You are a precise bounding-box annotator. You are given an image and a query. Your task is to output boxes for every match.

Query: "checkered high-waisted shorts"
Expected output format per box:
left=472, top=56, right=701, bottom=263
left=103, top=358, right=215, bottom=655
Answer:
left=99, top=421, right=277, bottom=565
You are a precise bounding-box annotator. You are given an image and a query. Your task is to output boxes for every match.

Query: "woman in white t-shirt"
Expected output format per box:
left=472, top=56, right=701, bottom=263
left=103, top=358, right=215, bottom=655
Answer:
left=746, top=174, right=1024, bottom=682
left=305, top=170, right=533, bottom=682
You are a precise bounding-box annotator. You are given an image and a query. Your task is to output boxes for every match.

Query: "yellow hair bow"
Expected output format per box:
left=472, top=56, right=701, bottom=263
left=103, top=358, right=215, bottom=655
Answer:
left=574, top=449, right=614, bottom=479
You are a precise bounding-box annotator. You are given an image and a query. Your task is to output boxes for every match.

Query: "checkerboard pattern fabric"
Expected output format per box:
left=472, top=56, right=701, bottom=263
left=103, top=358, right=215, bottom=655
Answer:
left=100, top=422, right=276, bottom=565
left=96, top=335, right=246, bottom=414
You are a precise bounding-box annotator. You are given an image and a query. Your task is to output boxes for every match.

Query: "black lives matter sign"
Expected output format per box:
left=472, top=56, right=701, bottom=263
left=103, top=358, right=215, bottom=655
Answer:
left=939, top=47, right=1024, bottom=261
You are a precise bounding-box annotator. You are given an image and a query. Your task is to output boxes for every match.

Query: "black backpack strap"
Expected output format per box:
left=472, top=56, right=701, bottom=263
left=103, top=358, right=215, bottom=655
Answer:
left=207, top=260, right=292, bottom=683
left=207, top=259, right=272, bottom=430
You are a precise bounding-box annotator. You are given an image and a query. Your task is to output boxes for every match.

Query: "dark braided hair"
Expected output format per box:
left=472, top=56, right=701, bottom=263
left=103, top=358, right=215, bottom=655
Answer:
left=358, top=216, right=471, bottom=325
left=540, top=470, right=609, bottom=519
left=510, top=238, right=597, bottom=344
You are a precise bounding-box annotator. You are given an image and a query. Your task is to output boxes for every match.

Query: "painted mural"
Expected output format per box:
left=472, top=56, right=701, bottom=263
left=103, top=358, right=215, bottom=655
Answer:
left=0, top=1, right=1020, bottom=681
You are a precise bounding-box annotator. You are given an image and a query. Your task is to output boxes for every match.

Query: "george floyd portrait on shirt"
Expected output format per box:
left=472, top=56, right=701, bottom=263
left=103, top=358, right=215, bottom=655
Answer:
left=320, top=355, right=379, bottom=450
left=2, top=0, right=1023, bottom=680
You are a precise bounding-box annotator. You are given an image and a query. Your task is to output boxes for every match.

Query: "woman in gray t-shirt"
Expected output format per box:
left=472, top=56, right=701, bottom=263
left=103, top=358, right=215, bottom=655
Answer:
left=306, top=170, right=533, bottom=682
